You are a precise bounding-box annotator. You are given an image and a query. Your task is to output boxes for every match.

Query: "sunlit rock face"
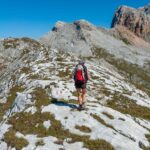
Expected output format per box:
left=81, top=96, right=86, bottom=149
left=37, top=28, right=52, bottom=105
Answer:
left=111, top=4, right=150, bottom=43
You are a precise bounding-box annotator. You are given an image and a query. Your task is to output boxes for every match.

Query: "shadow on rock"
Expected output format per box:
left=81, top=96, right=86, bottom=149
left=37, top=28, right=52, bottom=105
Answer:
left=51, top=98, right=78, bottom=109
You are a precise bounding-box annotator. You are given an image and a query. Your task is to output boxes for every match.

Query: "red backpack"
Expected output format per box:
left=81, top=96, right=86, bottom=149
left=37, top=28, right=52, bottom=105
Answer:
left=74, top=64, right=88, bottom=82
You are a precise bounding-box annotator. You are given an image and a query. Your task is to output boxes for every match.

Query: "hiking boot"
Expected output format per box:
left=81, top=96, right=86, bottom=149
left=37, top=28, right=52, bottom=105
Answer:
left=78, top=104, right=86, bottom=111
left=78, top=104, right=83, bottom=111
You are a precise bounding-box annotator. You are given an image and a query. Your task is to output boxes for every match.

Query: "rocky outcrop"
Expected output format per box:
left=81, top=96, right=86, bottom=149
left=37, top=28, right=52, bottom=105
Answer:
left=111, top=4, right=150, bottom=42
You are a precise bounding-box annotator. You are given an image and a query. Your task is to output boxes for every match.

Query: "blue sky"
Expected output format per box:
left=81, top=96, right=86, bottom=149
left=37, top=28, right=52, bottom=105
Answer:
left=0, top=0, right=149, bottom=39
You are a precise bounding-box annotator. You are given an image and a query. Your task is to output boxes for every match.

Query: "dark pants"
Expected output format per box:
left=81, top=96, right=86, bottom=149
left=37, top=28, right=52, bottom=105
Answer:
left=75, top=80, right=87, bottom=89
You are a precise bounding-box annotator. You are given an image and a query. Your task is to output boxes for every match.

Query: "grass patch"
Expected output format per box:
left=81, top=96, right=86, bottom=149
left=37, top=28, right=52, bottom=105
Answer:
left=100, top=88, right=112, bottom=97
left=35, top=139, right=45, bottom=146
left=56, top=57, right=64, bottom=62
left=83, top=139, right=114, bottom=150
left=91, top=75, right=100, bottom=80
left=91, top=114, right=115, bottom=130
left=54, top=140, right=64, bottom=145
left=20, top=48, right=30, bottom=58
left=58, top=68, right=71, bottom=79
left=0, top=85, right=24, bottom=120
left=8, top=112, right=114, bottom=150
left=4, top=129, right=28, bottom=150
left=102, top=112, right=114, bottom=119
left=20, top=67, right=31, bottom=74
left=68, top=99, right=78, bottom=105
left=29, top=74, right=40, bottom=79
left=122, top=38, right=131, bottom=45
left=58, top=70, right=66, bottom=78
left=3, top=38, right=20, bottom=49
left=145, top=134, right=150, bottom=143
left=72, top=91, right=77, bottom=97
left=32, top=88, right=50, bottom=109
left=21, top=37, right=42, bottom=49
left=8, top=112, right=58, bottom=137
left=107, top=94, right=150, bottom=120
left=75, top=125, right=91, bottom=133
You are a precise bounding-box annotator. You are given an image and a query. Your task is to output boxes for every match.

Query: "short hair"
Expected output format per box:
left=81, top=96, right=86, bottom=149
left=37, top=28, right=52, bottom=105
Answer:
left=78, top=60, right=85, bottom=64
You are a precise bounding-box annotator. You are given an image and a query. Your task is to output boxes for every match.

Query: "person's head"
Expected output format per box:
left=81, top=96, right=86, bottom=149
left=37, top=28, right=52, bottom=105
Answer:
left=78, top=60, right=85, bottom=65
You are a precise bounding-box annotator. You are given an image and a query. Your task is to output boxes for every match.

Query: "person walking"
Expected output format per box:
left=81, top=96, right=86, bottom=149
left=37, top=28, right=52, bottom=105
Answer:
left=73, top=60, right=90, bottom=110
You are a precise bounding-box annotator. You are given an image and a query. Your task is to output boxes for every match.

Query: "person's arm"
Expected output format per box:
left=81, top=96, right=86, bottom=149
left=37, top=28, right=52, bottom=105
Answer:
left=84, top=66, right=90, bottom=81
left=87, top=70, right=91, bottom=80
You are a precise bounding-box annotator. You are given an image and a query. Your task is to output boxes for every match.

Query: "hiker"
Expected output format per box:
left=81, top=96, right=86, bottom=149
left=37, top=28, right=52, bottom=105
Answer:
left=72, top=60, right=90, bottom=110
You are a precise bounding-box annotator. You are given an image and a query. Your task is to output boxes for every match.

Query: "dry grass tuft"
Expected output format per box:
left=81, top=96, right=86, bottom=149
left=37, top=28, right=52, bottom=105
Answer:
left=75, top=125, right=91, bottom=133
left=4, top=129, right=28, bottom=150
left=107, top=94, right=150, bottom=120
left=102, top=112, right=114, bottom=119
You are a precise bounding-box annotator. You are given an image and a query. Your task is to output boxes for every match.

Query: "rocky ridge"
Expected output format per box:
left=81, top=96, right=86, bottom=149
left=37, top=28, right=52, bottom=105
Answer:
left=111, top=4, right=150, bottom=43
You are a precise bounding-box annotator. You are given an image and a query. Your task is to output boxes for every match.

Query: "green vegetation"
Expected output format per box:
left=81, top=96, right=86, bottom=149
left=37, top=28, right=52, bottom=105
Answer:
left=122, top=38, right=131, bottom=45
left=83, top=139, right=114, bottom=150
left=100, top=87, right=112, bottom=97
left=75, top=125, right=91, bottom=133
left=58, top=68, right=71, bottom=79
left=32, top=88, right=50, bottom=109
left=56, top=57, right=64, bottom=62
left=54, top=140, right=63, bottom=145
left=35, top=139, right=45, bottom=146
left=8, top=112, right=56, bottom=137
left=20, top=67, right=31, bottom=74
left=3, top=38, right=20, bottom=49
left=102, top=112, right=114, bottom=119
left=29, top=74, right=40, bottom=79
left=20, top=48, right=30, bottom=58
left=0, top=85, right=24, bottom=120
left=72, top=91, right=78, bottom=97
left=21, top=37, right=42, bottom=49
left=8, top=111, right=114, bottom=150
left=3, top=37, right=42, bottom=51
left=91, top=75, right=100, bottom=80
left=145, top=134, right=150, bottom=143
left=142, top=135, right=150, bottom=150
left=91, top=114, right=115, bottom=130
left=107, top=94, right=150, bottom=120
left=4, top=129, right=28, bottom=150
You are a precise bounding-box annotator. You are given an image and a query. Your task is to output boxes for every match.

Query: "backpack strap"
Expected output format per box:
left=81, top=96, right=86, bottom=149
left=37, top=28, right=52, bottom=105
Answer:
left=73, top=65, right=78, bottom=81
